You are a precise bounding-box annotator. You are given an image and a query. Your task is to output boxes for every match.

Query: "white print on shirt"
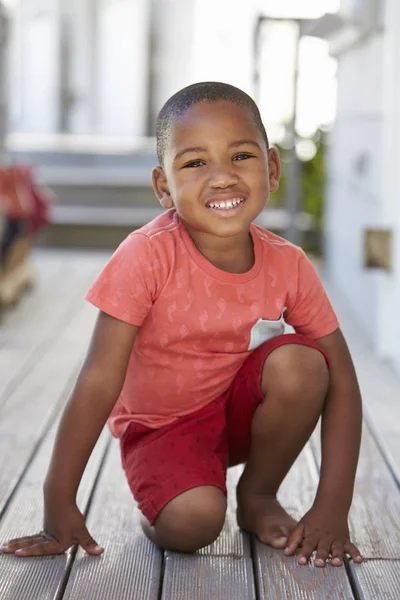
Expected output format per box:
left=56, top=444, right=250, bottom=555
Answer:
left=248, top=308, right=287, bottom=351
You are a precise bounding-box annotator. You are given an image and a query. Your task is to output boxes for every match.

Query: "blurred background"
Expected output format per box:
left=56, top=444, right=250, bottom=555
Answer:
left=0, top=0, right=399, bottom=375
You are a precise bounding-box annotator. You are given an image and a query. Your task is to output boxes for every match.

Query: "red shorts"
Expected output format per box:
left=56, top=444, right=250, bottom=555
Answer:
left=120, top=334, right=329, bottom=525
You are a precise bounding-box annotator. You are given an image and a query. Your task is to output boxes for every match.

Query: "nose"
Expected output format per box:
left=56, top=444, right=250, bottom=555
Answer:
left=208, top=163, right=239, bottom=189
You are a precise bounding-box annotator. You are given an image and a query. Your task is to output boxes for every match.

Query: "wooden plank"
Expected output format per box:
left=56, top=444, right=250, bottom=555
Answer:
left=311, top=423, right=400, bottom=559
left=314, top=277, right=400, bottom=596
left=63, top=441, right=162, bottom=600
left=349, top=560, right=400, bottom=600
left=0, top=251, right=61, bottom=345
left=162, top=556, right=255, bottom=600
left=323, top=280, right=400, bottom=485
left=164, top=448, right=352, bottom=599
left=0, top=254, right=81, bottom=381
left=0, top=302, right=97, bottom=515
left=0, top=425, right=110, bottom=600
left=276, top=446, right=317, bottom=521
left=162, top=466, right=255, bottom=599
left=0, top=259, right=35, bottom=308
left=0, top=553, right=70, bottom=599
left=199, top=466, right=251, bottom=558
left=0, top=250, right=105, bottom=347
left=0, top=253, right=105, bottom=410
left=254, top=547, right=355, bottom=600
left=253, top=447, right=355, bottom=599
left=346, top=426, right=400, bottom=559
left=311, top=424, right=400, bottom=599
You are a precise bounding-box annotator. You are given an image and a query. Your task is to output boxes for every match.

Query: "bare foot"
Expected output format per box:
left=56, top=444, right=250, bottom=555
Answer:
left=237, top=491, right=297, bottom=549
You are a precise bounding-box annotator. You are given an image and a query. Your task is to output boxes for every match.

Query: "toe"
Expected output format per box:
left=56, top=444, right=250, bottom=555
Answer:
left=270, top=535, right=288, bottom=549
left=265, top=526, right=290, bottom=549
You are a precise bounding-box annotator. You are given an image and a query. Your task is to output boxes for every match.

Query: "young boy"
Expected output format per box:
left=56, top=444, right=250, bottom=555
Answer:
left=2, top=82, right=363, bottom=568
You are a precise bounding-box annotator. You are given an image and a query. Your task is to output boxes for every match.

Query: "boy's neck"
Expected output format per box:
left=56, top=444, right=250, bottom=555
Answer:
left=186, top=228, right=255, bottom=274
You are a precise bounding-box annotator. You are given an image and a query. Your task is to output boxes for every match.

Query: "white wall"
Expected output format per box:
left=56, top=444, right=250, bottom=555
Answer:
left=95, top=0, right=150, bottom=137
left=325, top=0, right=400, bottom=374
left=324, top=34, right=384, bottom=343
left=150, top=0, right=197, bottom=123
left=377, top=0, right=400, bottom=371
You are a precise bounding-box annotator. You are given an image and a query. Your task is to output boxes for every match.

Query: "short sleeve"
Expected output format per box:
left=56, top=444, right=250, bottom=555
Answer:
left=85, top=233, right=159, bottom=326
left=285, top=250, right=339, bottom=339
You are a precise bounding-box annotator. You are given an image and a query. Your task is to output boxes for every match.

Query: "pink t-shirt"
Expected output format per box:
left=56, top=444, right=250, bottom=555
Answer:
left=85, top=210, right=339, bottom=437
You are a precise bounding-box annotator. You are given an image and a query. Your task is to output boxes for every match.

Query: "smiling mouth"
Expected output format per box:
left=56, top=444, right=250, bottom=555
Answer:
left=206, top=198, right=245, bottom=210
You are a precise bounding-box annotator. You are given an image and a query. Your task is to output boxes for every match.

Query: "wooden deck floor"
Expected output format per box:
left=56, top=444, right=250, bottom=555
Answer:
left=0, top=249, right=399, bottom=599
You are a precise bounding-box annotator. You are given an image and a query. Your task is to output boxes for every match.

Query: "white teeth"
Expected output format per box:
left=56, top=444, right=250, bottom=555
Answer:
left=208, top=198, right=244, bottom=209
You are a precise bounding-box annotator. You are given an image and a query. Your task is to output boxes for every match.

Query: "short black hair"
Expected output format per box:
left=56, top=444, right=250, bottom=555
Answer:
left=156, top=81, right=269, bottom=167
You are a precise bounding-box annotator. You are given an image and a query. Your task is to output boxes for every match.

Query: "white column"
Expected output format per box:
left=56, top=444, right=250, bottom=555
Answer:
left=150, top=0, right=260, bottom=126
left=191, top=0, right=259, bottom=96
left=150, top=0, right=196, bottom=120
left=377, top=0, right=400, bottom=371
left=59, top=0, right=96, bottom=134
left=95, top=0, right=150, bottom=138
left=18, top=0, right=62, bottom=133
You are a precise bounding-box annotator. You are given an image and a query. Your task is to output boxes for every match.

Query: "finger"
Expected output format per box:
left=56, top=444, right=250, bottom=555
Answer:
left=297, top=538, right=318, bottom=565
left=1, top=535, right=50, bottom=553
left=344, top=541, right=363, bottom=563
left=284, top=524, right=304, bottom=556
left=15, top=540, right=65, bottom=557
left=315, top=541, right=331, bottom=568
left=330, top=540, right=344, bottom=566
left=76, top=528, right=104, bottom=555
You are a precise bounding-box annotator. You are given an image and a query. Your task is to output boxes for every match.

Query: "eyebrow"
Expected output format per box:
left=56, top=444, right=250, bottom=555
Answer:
left=229, top=139, right=261, bottom=149
left=173, top=139, right=260, bottom=162
left=173, top=147, right=207, bottom=161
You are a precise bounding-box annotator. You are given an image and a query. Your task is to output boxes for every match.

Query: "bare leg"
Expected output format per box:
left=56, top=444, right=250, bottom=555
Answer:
left=237, top=344, right=329, bottom=548
left=141, top=485, right=227, bottom=553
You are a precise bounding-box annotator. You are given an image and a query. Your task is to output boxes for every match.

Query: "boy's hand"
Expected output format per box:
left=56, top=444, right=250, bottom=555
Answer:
left=1, top=503, right=103, bottom=557
left=284, top=505, right=363, bottom=567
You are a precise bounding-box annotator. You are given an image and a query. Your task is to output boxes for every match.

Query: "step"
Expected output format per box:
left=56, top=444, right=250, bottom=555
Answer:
left=7, top=133, right=157, bottom=169
left=37, top=205, right=315, bottom=250
left=36, top=166, right=156, bottom=208
left=49, top=204, right=164, bottom=226
left=49, top=204, right=314, bottom=230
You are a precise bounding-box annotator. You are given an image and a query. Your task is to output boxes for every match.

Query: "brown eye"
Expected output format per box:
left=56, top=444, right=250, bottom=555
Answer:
left=233, top=153, right=253, bottom=161
left=183, top=160, right=205, bottom=168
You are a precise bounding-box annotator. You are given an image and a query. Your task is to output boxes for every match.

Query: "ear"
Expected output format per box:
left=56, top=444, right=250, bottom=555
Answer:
left=268, top=148, right=281, bottom=193
left=152, top=166, right=174, bottom=209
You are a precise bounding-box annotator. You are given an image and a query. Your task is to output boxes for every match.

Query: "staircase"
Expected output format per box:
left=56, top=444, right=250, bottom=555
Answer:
left=10, top=145, right=163, bottom=249
left=8, top=142, right=315, bottom=251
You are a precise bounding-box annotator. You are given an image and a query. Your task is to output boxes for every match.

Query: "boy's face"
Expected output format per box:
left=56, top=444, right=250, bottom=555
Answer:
left=152, top=100, right=280, bottom=240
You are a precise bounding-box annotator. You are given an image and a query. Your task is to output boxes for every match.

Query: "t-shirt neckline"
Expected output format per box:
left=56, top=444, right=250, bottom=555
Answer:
left=178, top=217, right=263, bottom=283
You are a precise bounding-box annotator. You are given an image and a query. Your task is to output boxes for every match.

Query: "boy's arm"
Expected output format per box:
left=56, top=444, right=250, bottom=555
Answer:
left=285, top=328, right=363, bottom=566
left=312, top=328, right=362, bottom=512
left=2, top=311, right=138, bottom=557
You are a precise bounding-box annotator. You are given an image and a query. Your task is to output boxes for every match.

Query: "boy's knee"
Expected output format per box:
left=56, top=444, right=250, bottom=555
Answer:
left=154, top=486, right=227, bottom=552
left=261, top=343, right=329, bottom=399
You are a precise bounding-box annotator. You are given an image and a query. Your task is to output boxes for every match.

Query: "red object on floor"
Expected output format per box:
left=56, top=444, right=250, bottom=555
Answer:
left=0, top=166, right=33, bottom=220
left=0, top=166, right=51, bottom=232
